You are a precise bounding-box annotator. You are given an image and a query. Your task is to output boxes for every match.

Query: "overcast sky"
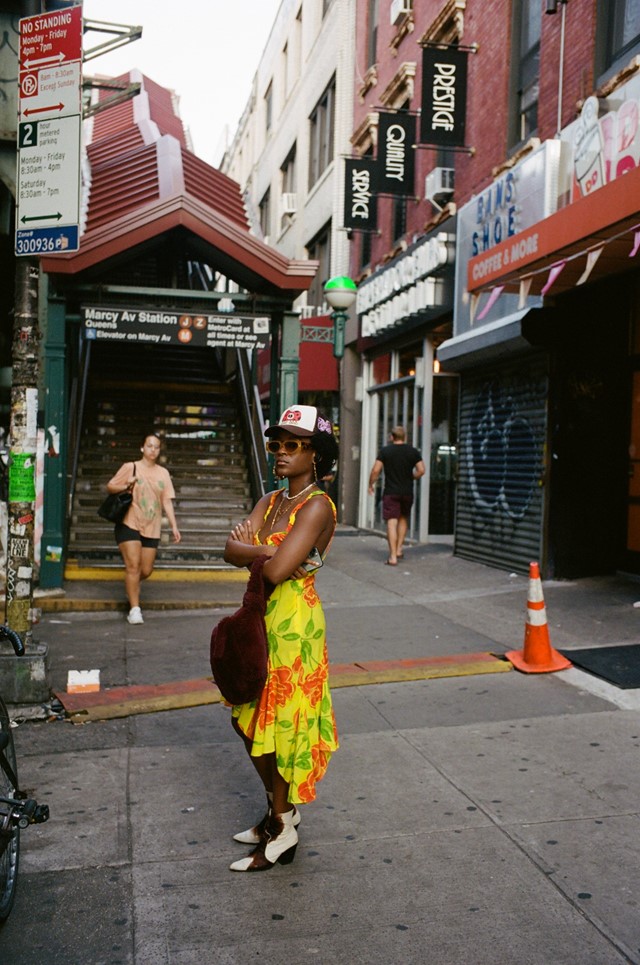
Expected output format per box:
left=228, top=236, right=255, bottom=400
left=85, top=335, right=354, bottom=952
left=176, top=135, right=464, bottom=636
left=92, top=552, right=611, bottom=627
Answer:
left=81, top=0, right=281, bottom=165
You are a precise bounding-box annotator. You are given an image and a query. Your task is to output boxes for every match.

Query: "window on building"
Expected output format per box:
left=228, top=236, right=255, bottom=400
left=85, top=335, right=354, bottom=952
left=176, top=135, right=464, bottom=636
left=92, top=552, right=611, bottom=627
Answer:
left=283, top=42, right=289, bottom=98
left=265, top=81, right=273, bottom=134
left=392, top=196, right=407, bottom=244
left=292, top=7, right=302, bottom=80
left=308, top=76, right=336, bottom=187
left=360, top=229, right=372, bottom=271
left=367, top=0, right=379, bottom=68
left=281, top=144, right=297, bottom=195
left=259, top=189, right=271, bottom=242
left=280, top=144, right=297, bottom=227
left=510, top=0, right=541, bottom=147
left=602, top=0, right=640, bottom=70
left=306, top=223, right=332, bottom=310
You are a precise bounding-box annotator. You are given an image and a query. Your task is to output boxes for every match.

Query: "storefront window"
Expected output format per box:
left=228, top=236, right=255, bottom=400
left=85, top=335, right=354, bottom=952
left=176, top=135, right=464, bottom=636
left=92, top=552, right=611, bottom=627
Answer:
left=372, top=353, right=391, bottom=384
left=398, top=344, right=421, bottom=378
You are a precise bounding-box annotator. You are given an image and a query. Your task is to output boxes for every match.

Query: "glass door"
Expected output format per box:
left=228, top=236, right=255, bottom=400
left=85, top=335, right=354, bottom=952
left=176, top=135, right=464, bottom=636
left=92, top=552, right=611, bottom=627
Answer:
left=429, top=374, right=459, bottom=535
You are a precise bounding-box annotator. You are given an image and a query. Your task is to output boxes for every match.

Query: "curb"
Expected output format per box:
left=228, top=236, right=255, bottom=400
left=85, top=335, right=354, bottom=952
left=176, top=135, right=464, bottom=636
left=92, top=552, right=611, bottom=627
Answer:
left=37, top=597, right=243, bottom=614
left=55, top=652, right=512, bottom=722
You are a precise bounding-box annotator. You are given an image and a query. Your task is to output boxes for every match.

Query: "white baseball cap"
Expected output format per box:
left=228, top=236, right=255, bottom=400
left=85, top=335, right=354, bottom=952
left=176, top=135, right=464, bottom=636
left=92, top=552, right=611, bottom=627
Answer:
left=265, top=405, right=333, bottom=437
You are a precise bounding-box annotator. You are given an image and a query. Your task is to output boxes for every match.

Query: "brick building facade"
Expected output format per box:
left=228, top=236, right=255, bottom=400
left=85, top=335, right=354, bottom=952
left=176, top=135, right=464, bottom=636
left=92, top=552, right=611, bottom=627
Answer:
left=350, top=0, right=640, bottom=577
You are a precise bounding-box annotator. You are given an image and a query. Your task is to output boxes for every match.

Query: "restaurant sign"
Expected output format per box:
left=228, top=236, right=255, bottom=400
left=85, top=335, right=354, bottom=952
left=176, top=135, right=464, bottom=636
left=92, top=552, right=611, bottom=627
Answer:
left=357, top=231, right=454, bottom=336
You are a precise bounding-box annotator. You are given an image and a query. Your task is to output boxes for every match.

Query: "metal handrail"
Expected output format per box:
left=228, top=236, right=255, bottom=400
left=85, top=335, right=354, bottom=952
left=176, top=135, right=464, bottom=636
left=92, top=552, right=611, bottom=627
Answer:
left=235, top=349, right=268, bottom=501
left=67, top=336, right=92, bottom=517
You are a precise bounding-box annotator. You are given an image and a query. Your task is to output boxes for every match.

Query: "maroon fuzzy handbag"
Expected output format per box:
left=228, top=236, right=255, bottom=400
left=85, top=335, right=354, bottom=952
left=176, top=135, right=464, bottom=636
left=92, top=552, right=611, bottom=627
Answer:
left=210, top=555, right=273, bottom=705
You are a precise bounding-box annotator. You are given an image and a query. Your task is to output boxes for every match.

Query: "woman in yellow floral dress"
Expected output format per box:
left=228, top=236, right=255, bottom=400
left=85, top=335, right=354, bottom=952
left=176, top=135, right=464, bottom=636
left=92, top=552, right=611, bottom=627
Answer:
left=223, top=405, right=339, bottom=872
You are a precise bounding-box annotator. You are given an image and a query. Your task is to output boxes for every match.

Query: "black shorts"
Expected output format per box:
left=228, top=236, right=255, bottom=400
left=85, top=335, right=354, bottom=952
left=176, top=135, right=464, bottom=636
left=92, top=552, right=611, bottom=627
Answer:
left=382, top=493, right=413, bottom=520
left=114, top=522, right=159, bottom=549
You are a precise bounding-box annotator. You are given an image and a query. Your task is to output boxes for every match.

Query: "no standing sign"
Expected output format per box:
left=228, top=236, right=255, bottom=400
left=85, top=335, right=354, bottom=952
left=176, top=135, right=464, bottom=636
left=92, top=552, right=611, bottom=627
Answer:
left=16, top=4, right=83, bottom=255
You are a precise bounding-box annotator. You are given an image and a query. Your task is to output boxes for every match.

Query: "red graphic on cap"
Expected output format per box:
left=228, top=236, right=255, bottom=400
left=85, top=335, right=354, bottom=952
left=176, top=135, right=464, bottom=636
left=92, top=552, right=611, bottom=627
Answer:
left=282, top=409, right=301, bottom=424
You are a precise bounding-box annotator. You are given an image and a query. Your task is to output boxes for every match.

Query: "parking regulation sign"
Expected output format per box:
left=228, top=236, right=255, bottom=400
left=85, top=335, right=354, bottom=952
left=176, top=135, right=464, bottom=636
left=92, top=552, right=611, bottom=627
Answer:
left=15, top=4, right=83, bottom=256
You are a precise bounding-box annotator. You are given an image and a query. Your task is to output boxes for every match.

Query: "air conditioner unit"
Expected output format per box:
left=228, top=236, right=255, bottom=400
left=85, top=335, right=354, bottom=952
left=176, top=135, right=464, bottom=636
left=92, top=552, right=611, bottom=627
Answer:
left=281, top=192, right=297, bottom=214
left=390, top=0, right=412, bottom=25
left=425, top=167, right=455, bottom=205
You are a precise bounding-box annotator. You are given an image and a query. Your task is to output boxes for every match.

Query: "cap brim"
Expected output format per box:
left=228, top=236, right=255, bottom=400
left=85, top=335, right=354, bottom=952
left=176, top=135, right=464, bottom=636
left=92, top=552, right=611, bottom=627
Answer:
left=264, top=424, right=314, bottom=438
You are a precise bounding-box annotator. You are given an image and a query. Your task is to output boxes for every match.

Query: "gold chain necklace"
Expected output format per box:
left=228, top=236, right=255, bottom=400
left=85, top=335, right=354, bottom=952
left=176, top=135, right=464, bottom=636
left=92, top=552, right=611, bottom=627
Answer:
left=270, top=482, right=315, bottom=528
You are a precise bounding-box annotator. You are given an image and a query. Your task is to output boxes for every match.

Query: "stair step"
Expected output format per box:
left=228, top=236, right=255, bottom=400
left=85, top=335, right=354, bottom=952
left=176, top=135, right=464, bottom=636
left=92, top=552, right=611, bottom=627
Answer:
left=68, top=359, right=255, bottom=569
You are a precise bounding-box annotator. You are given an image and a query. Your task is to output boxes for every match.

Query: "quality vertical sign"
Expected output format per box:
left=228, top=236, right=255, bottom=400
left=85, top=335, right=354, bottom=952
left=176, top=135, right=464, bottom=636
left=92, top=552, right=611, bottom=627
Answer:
left=16, top=4, right=83, bottom=255
left=375, top=112, right=416, bottom=196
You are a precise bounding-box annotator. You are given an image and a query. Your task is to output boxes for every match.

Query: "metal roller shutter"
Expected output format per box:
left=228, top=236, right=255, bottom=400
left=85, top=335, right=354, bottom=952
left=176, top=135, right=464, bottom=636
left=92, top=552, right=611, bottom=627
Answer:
left=454, top=354, right=548, bottom=574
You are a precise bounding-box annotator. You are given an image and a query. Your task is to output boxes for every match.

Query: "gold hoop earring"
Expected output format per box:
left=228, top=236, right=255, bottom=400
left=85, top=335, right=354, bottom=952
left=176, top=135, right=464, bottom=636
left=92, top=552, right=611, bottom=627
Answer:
left=312, top=458, right=318, bottom=482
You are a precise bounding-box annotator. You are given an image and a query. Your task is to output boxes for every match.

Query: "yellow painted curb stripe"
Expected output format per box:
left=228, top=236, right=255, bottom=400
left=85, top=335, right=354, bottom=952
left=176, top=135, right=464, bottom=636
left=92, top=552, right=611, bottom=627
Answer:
left=40, top=598, right=242, bottom=613
left=66, top=655, right=511, bottom=723
left=63, top=566, right=247, bottom=582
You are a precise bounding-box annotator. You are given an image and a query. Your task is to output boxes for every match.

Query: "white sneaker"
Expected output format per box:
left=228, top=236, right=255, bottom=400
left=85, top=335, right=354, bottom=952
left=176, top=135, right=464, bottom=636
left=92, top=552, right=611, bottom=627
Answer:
left=127, top=606, right=144, bottom=625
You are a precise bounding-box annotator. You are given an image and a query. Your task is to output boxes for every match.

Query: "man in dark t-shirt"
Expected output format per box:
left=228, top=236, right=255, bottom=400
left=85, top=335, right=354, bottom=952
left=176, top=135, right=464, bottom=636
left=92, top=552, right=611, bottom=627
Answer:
left=368, top=426, right=425, bottom=565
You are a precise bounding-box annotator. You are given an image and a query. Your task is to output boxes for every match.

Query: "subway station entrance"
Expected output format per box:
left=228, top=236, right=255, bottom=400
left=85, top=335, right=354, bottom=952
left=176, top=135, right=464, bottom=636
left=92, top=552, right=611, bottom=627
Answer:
left=36, top=73, right=317, bottom=587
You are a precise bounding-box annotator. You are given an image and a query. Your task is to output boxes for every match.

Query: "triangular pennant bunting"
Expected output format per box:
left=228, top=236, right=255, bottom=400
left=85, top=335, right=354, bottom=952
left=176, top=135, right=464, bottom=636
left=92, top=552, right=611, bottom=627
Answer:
left=518, top=276, right=532, bottom=309
left=477, top=285, right=504, bottom=321
left=576, top=246, right=603, bottom=285
left=541, top=261, right=566, bottom=296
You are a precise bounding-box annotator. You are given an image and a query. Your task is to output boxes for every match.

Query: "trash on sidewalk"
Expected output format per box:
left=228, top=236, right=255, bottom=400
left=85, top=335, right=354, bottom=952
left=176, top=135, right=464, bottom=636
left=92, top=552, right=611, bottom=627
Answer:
left=67, top=669, right=101, bottom=693
left=506, top=561, right=573, bottom=674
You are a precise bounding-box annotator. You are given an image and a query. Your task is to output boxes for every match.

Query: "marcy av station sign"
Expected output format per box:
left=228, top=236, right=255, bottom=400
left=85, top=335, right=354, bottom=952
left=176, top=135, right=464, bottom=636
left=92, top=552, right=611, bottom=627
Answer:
left=82, top=307, right=271, bottom=350
left=16, top=4, right=82, bottom=255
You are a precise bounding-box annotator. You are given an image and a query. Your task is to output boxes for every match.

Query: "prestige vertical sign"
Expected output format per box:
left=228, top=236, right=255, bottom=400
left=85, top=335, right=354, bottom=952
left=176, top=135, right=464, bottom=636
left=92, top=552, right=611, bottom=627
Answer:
left=420, top=46, right=468, bottom=148
left=16, top=4, right=82, bottom=255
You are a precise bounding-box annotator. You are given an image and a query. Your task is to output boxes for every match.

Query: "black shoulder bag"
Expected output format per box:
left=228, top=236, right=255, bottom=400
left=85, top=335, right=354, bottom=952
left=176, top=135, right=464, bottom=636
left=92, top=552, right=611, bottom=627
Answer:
left=97, top=462, right=136, bottom=524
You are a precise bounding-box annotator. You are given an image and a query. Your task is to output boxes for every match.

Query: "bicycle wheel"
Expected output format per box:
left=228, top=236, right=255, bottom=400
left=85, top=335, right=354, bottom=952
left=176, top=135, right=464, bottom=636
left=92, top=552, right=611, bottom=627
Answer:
left=0, top=696, right=19, bottom=924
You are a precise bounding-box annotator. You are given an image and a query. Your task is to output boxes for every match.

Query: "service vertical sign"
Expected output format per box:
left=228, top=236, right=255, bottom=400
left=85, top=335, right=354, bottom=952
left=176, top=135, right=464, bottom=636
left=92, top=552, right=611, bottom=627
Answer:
left=16, top=4, right=82, bottom=255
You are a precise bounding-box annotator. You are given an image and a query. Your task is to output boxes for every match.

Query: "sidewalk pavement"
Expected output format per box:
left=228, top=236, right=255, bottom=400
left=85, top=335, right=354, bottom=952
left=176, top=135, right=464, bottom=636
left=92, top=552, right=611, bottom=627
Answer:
left=1, top=529, right=640, bottom=964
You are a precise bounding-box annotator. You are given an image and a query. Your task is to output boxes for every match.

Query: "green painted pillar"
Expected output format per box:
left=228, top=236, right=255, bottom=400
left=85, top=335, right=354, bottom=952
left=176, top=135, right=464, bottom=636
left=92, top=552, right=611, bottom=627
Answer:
left=279, top=309, right=301, bottom=412
left=39, top=296, right=67, bottom=588
left=269, top=313, right=281, bottom=430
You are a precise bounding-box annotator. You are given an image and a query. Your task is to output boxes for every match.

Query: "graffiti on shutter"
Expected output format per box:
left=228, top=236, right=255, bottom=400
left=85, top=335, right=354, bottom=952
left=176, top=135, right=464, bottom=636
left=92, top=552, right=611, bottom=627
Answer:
left=455, top=355, right=548, bottom=574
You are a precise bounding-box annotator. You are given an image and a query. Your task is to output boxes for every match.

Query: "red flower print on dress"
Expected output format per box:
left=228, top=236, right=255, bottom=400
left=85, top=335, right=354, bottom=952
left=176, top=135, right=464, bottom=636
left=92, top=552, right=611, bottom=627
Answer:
left=272, top=665, right=296, bottom=707
left=303, top=580, right=319, bottom=607
left=301, top=663, right=327, bottom=707
left=296, top=777, right=316, bottom=803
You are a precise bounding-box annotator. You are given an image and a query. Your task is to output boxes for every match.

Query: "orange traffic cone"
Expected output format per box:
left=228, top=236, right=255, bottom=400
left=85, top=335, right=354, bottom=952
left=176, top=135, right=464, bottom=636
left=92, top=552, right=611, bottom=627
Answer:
left=505, top=562, right=572, bottom=673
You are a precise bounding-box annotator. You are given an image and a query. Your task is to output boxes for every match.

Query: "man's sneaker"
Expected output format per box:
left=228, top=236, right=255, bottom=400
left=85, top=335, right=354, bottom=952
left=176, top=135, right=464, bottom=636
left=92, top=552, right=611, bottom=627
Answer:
left=127, top=606, right=144, bottom=625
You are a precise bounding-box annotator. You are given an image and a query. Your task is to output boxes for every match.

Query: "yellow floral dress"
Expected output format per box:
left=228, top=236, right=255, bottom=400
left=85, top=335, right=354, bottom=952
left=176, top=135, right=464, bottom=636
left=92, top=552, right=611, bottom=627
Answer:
left=231, top=488, right=339, bottom=805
